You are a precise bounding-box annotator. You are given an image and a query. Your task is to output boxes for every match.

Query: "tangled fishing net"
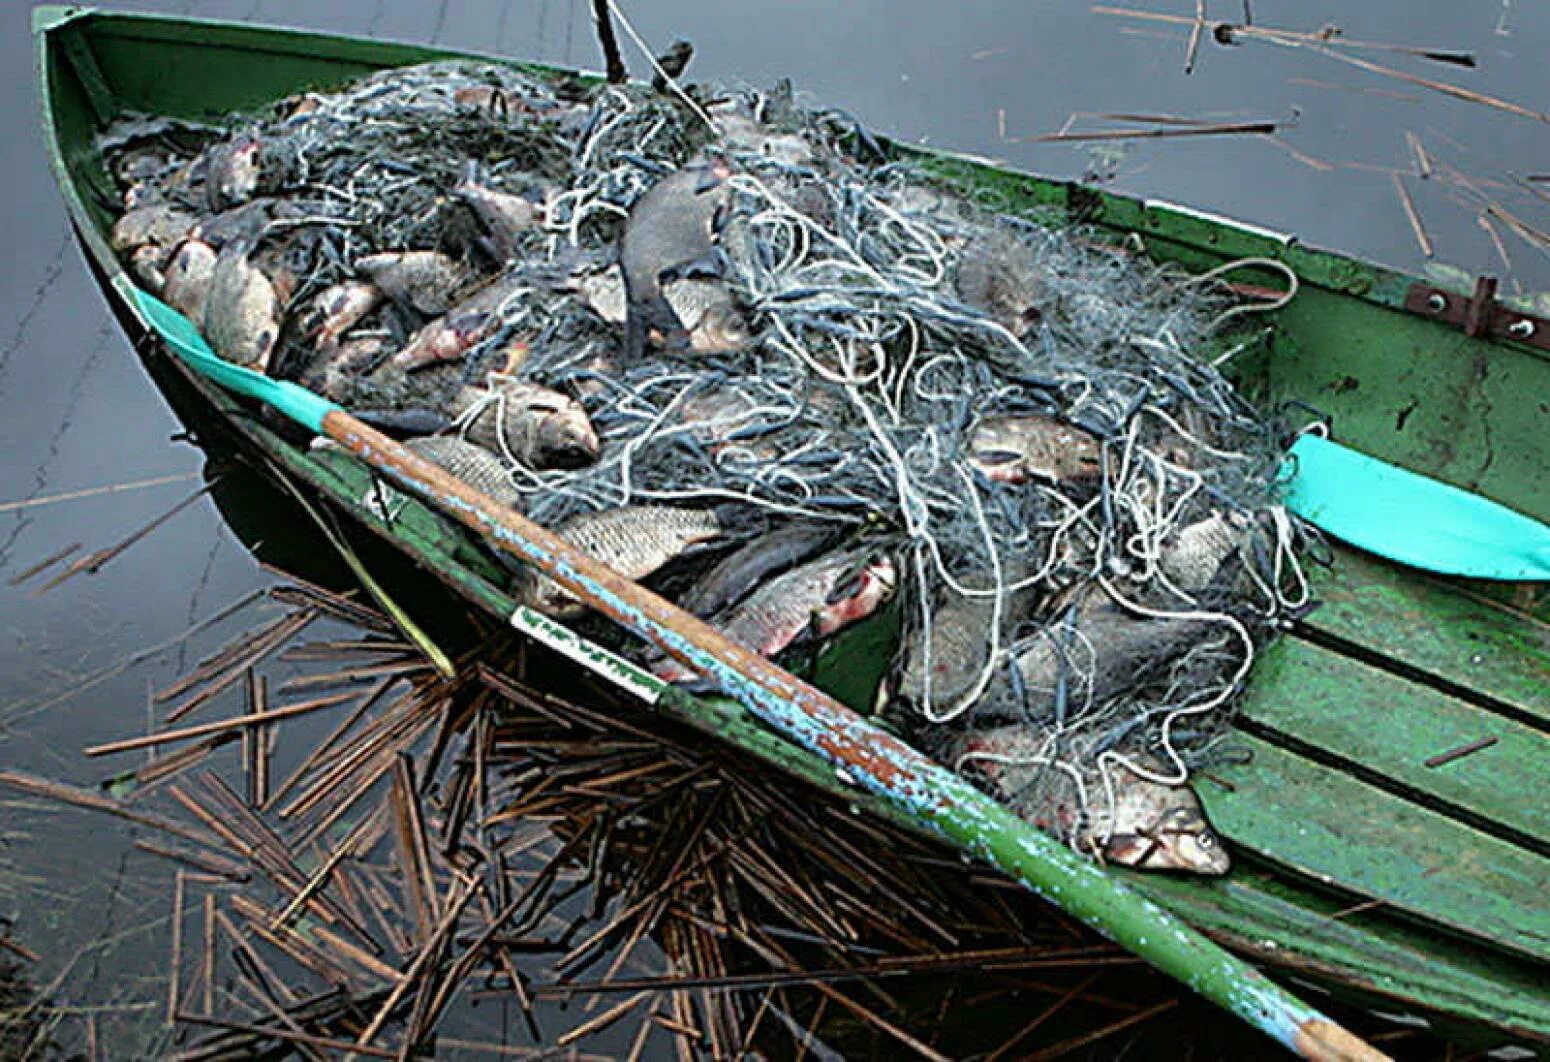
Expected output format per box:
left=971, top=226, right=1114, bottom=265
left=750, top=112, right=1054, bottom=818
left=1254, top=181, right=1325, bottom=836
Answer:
left=100, top=61, right=1315, bottom=868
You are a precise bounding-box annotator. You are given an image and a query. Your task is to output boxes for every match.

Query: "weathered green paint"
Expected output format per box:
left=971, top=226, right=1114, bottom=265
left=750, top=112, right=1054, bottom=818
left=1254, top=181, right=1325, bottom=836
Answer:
left=1136, top=872, right=1550, bottom=1041
left=1201, top=736, right=1550, bottom=966
left=33, top=4, right=1550, bottom=1042
left=1306, top=548, right=1550, bottom=724
left=1266, top=292, right=1550, bottom=525
left=1244, top=637, right=1549, bottom=842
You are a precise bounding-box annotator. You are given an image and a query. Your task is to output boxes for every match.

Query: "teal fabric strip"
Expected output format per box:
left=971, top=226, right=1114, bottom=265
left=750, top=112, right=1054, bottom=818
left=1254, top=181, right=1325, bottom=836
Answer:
left=1282, top=434, right=1550, bottom=581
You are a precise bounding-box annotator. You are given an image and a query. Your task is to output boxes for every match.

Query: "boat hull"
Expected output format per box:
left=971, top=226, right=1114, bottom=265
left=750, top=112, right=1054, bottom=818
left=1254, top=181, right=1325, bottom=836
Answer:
left=35, top=5, right=1550, bottom=1040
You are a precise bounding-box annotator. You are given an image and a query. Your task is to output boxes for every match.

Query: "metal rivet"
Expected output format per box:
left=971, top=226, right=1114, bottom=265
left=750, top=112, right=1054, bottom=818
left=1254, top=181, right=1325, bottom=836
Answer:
left=1508, top=319, right=1535, bottom=339
left=1426, top=293, right=1447, bottom=312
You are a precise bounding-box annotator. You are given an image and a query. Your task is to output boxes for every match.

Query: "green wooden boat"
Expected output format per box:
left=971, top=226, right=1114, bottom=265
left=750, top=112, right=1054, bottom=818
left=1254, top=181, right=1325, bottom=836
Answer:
left=35, top=5, right=1550, bottom=1044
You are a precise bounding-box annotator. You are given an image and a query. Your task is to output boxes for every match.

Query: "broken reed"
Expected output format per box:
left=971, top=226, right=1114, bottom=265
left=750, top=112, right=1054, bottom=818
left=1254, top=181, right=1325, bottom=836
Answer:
left=6, top=568, right=1414, bottom=1058
left=2, top=571, right=1216, bottom=1060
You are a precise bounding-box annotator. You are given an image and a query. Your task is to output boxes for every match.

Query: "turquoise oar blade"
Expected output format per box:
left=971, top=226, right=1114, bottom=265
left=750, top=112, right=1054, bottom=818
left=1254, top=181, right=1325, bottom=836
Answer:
left=1282, top=433, right=1550, bottom=580
left=131, top=289, right=338, bottom=434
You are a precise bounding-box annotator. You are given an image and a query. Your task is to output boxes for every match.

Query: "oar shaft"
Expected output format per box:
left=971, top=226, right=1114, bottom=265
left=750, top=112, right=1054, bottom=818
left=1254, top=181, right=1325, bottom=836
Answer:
left=321, top=410, right=1383, bottom=1061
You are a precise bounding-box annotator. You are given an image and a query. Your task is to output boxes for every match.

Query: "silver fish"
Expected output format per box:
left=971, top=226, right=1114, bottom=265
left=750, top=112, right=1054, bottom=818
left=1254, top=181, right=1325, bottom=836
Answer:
left=403, top=436, right=520, bottom=510
left=1013, top=585, right=1206, bottom=708
left=191, top=199, right=285, bottom=249
left=1159, top=512, right=1242, bottom=591
left=967, top=415, right=1102, bottom=486
left=895, top=592, right=1000, bottom=714
left=677, top=521, right=842, bottom=619
left=162, top=239, right=219, bottom=327
left=357, top=251, right=469, bottom=315
left=298, top=335, right=390, bottom=402
left=304, top=281, right=383, bottom=355
left=384, top=271, right=527, bottom=372
left=660, top=549, right=896, bottom=681
left=711, top=111, right=816, bottom=167
left=111, top=205, right=196, bottom=253
left=956, top=232, right=1044, bottom=336
left=205, top=134, right=263, bottom=211
left=204, top=241, right=279, bottom=370
left=578, top=267, right=749, bottom=354
left=449, top=379, right=599, bottom=470
left=122, top=181, right=167, bottom=211
left=949, top=728, right=1230, bottom=875
left=526, top=506, right=724, bottom=618
left=455, top=177, right=542, bottom=263
left=128, top=245, right=169, bottom=293
left=620, top=160, right=732, bottom=358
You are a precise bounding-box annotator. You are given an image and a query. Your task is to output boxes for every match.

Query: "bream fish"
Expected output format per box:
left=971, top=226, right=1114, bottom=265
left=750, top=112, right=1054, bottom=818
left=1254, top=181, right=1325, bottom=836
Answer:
left=657, top=548, right=896, bottom=682
left=948, top=727, right=1230, bottom=875
left=956, top=231, right=1045, bottom=337
left=525, top=506, right=725, bottom=618
left=383, top=271, right=528, bottom=371
left=894, top=591, right=1001, bottom=715
left=577, top=266, right=749, bottom=354
left=302, top=281, right=383, bottom=355
left=403, top=435, right=521, bottom=510
left=449, top=379, right=600, bottom=470
left=161, top=239, right=219, bottom=327
left=1013, top=584, right=1206, bottom=708
left=620, top=160, right=732, bottom=359
left=1158, top=511, right=1242, bottom=591
left=204, top=240, right=280, bottom=370
left=454, top=175, right=543, bottom=263
left=357, top=251, right=469, bottom=316
left=676, top=520, right=843, bottom=619
left=967, top=414, right=1102, bottom=486
left=205, top=134, right=263, bottom=211
left=110, top=204, right=197, bottom=255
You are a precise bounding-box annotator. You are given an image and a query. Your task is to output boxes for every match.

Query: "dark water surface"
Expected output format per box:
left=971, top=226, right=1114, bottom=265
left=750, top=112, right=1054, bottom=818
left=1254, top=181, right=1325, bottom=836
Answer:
left=2, top=0, right=1547, bottom=1057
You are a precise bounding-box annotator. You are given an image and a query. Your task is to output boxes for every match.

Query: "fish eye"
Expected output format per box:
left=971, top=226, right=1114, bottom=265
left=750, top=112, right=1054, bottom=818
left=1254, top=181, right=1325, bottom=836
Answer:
left=1196, top=831, right=1215, bottom=848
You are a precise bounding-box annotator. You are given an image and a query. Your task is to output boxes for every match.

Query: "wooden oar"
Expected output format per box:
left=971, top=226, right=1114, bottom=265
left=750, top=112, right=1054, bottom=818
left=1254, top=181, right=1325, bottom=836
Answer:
left=131, top=287, right=1384, bottom=1060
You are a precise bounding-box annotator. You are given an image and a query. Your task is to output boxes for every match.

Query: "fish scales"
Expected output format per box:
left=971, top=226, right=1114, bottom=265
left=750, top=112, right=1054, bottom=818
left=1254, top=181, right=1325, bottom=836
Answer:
left=204, top=241, right=279, bottom=370
left=448, top=380, right=599, bottom=470
left=968, top=415, right=1102, bottom=485
left=897, top=593, right=999, bottom=711
left=526, top=506, right=724, bottom=618
left=1015, top=586, right=1207, bottom=707
left=1160, top=512, right=1241, bottom=590
left=677, top=521, right=841, bottom=619
left=403, top=436, right=521, bottom=509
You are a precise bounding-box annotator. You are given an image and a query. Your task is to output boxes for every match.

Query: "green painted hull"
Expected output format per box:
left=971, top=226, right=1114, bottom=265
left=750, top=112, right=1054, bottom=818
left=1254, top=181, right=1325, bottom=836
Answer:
left=34, top=5, right=1550, bottom=1041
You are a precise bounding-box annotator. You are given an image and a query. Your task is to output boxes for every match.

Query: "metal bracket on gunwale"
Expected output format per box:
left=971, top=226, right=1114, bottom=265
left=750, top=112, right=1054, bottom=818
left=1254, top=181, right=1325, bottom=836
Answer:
left=1404, top=275, right=1550, bottom=353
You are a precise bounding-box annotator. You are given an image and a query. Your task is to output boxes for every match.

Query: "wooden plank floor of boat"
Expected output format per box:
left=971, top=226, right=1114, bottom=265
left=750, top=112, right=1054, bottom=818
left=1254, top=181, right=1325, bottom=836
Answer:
left=1189, top=544, right=1550, bottom=1021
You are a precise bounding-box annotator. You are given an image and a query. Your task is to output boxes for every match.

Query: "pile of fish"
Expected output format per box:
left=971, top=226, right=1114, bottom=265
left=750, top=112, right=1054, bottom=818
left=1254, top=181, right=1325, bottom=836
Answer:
left=100, top=60, right=1315, bottom=875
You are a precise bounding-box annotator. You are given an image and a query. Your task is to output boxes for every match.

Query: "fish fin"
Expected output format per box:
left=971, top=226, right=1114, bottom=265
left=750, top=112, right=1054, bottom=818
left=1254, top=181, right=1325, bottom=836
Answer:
left=1103, top=831, right=1162, bottom=869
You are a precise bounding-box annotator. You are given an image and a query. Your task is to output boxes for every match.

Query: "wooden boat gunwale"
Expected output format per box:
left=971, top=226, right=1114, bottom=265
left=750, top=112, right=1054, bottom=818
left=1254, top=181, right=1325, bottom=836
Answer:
left=33, top=5, right=1550, bottom=1042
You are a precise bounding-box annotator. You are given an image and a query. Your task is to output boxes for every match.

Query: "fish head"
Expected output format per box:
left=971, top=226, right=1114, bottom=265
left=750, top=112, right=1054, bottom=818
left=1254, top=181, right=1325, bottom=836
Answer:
left=689, top=304, right=752, bottom=354
left=513, top=389, right=600, bottom=469
left=1102, top=799, right=1231, bottom=876
left=814, top=555, right=897, bottom=636
left=128, top=244, right=168, bottom=292
left=123, top=181, right=165, bottom=211
left=167, top=239, right=218, bottom=280
left=966, top=416, right=1034, bottom=483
